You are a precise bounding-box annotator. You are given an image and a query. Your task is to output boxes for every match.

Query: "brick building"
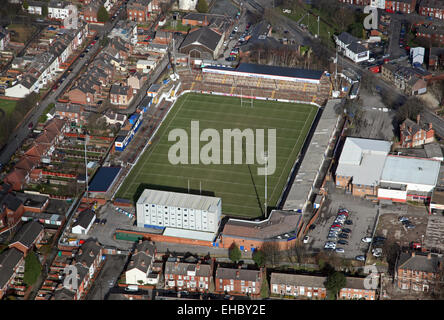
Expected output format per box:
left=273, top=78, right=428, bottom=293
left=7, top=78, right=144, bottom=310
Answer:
left=385, top=0, right=416, bottom=14
left=270, top=273, right=327, bottom=299
left=0, top=248, right=25, bottom=300
left=8, top=221, right=44, bottom=256
left=419, top=0, right=444, bottom=20
left=110, top=84, right=134, bottom=106
left=214, top=266, right=263, bottom=297
left=164, top=259, right=212, bottom=293
left=335, top=137, right=391, bottom=197
left=396, top=251, right=442, bottom=292
left=338, top=277, right=377, bottom=300
left=400, top=115, right=435, bottom=148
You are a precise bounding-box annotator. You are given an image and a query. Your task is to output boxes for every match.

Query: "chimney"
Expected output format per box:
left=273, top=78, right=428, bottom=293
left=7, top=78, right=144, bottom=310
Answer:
left=417, top=114, right=420, bottom=125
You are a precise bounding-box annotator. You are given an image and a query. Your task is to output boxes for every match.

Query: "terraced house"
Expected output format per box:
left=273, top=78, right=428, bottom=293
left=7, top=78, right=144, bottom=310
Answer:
left=0, top=248, right=25, bottom=300
left=164, top=258, right=213, bottom=293
left=396, top=252, right=443, bottom=292
left=419, top=0, right=444, bottom=20
left=215, top=266, right=263, bottom=297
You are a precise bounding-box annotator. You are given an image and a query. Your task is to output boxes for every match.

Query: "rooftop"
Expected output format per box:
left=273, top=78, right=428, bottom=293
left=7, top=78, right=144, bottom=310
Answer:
left=137, top=189, right=221, bottom=213
left=88, top=167, right=121, bottom=192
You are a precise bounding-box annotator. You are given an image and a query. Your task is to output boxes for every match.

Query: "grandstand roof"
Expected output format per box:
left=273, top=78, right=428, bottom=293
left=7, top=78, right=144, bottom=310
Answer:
left=203, top=63, right=324, bottom=81
left=89, top=166, right=121, bottom=192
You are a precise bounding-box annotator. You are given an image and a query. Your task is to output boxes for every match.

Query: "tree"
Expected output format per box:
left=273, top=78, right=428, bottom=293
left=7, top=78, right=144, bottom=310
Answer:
left=324, top=271, right=346, bottom=300
left=196, top=0, right=208, bottom=13
left=42, top=4, right=48, bottom=17
left=97, top=5, right=109, bottom=23
left=395, top=97, right=424, bottom=123
left=23, top=0, right=29, bottom=9
left=260, top=276, right=270, bottom=298
left=228, top=243, right=241, bottom=263
left=252, top=249, right=265, bottom=267
left=261, top=242, right=281, bottom=267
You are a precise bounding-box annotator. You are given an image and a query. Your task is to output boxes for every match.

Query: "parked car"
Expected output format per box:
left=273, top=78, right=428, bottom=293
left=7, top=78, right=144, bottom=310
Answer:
left=373, top=236, right=386, bottom=242
left=331, top=224, right=342, bottom=228
left=342, top=228, right=351, bottom=233
left=335, top=248, right=345, bottom=253
left=338, top=233, right=349, bottom=239
left=398, top=216, right=408, bottom=222
left=337, top=240, right=348, bottom=245
left=28, top=122, right=33, bottom=129
left=345, top=220, right=353, bottom=225
left=406, top=223, right=416, bottom=229
left=309, top=224, right=316, bottom=230
left=355, top=255, right=366, bottom=261
left=303, top=236, right=310, bottom=244
left=362, top=237, right=372, bottom=243
left=330, top=227, right=341, bottom=232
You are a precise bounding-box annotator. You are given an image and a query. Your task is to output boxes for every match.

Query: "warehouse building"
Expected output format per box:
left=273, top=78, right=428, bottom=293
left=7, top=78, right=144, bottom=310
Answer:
left=378, top=155, right=441, bottom=203
left=136, top=189, right=222, bottom=241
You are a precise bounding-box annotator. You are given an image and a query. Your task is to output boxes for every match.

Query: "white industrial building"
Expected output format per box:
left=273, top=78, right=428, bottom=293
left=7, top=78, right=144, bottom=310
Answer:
left=136, top=189, right=222, bottom=241
left=370, top=0, right=385, bottom=9
left=378, top=156, right=441, bottom=202
left=179, top=0, right=197, bottom=10
left=335, top=32, right=370, bottom=63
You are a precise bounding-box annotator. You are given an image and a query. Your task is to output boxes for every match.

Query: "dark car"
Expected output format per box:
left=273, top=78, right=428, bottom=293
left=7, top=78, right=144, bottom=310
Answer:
left=80, top=53, right=85, bottom=58
left=337, top=239, right=348, bottom=245
left=309, top=224, right=316, bottom=230
left=373, top=241, right=385, bottom=248
left=374, top=236, right=386, bottom=242
left=345, top=220, right=353, bottom=225
left=402, top=219, right=410, bottom=226
left=342, top=228, right=352, bottom=233
left=338, top=233, right=349, bottom=239
left=28, top=122, right=33, bottom=129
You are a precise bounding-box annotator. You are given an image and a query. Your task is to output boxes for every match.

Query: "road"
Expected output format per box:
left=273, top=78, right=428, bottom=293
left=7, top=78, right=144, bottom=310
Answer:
left=0, top=6, right=127, bottom=166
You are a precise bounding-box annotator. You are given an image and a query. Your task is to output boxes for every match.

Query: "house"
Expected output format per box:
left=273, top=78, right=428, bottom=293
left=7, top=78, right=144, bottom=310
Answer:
left=82, top=0, right=101, bottom=24
left=103, top=109, right=127, bottom=126
left=179, top=27, right=224, bottom=60
left=385, top=0, right=416, bottom=14
left=136, top=59, right=157, bottom=73
left=0, top=186, right=25, bottom=233
left=416, top=25, right=444, bottom=45
left=335, top=137, right=392, bottom=197
left=220, top=210, right=303, bottom=250
left=181, top=13, right=232, bottom=35
left=334, top=32, right=369, bottom=63
left=8, top=221, right=44, bottom=256
left=55, top=103, right=86, bottom=124
left=381, top=63, right=430, bottom=95
left=428, top=47, right=444, bottom=70
left=71, top=209, right=96, bottom=235
left=16, top=192, right=49, bottom=213
left=270, top=273, right=327, bottom=299
left=338, top=277, right=377, bottom=300
left=153, top=30, right=172, bottom=45
left=396, top=251, right=442, bottom=292
left=419, top=0, right=444, bottom=20
left=378, top=155, right=441, bottom=203
left=127, top=72, right=147, bottom=92
left=48, top=1, right=71, bottom=20
left=0, top=27, right=10, bottom=51
left=58, top=239, right=103, bottom=300
left=110, top=84, right=134, bottom=106
left=125, top=240, right=157, bottom=285
left=108, top=20, right=138, bottom=45
left=214, top=266, right=263, bottom=297
left=400, top=115, right=435, bottom=148
left=0, top=249, right=25, bottom=300
left=127, top=0, right=153, bottom=23
left=27, top=1, right=45, bottom=15
left=164, top=259, right=212, bottom=292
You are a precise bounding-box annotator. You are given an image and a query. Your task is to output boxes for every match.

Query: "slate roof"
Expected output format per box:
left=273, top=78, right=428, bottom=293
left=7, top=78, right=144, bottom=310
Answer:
left=215, top=267, right=262, bottom=282
left=398, top=252, right=442, bottom=273
left=10, top=221, right=43, bottom=248
left=270, top=273, right=326, bottom=288
left=180, top=27, right=222, bottom=52
left=164, top=261, right=212, bottom=277
left=110, top=84, right=130, bottom=95
left=72, top=209, right=95, bottom=230
left=75, top=238, right=101, bottom=268
left=88, top=166, right=121, bottom=192
left=0, top=248, right=24, bottom=289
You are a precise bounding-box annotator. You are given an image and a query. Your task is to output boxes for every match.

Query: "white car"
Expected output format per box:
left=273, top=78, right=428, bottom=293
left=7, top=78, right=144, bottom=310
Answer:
left=368, top=58, right=375, bottom=62
left=362, top=237, right=373, bottom=243
left=234, top=26, right=238, bottom=32
left=223, top=41, right=228, bottom=46
left=303, top=236, right=310, bottom=243
left=335, top=248, right=345, bottom=253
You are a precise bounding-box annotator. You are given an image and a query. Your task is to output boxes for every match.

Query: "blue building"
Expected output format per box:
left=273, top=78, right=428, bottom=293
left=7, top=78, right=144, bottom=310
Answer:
left=115, top=113, right=143, bottom=152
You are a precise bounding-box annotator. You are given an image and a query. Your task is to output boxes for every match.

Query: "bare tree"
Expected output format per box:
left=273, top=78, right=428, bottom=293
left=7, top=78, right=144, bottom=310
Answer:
left=261, top=242, right=282, bottom=268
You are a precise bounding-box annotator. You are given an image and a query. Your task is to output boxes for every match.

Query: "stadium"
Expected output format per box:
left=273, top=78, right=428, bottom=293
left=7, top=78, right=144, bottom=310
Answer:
left=115, top=63, right=332, bottom=219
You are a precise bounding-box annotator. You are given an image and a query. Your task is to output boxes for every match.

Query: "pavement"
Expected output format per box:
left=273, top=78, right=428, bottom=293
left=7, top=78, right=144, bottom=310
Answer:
left=306, top=190, right=379, bottom=260
left=86, top=255, right=129, bottom=300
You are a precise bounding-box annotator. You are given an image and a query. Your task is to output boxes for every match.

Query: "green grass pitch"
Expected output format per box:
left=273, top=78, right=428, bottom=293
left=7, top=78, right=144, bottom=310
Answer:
left=116, top=93, right=318, bottom=219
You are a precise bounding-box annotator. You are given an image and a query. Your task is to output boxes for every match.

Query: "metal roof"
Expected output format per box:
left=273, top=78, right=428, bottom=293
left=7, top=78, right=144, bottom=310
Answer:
left=380, top=155, right=440, bottom=186
left=137, top=189, right=221, bottom=213
left=336, top=138, right=391, bottom=186
left=163, top=227, right=216, bottom=241
left=88, top=166, right=121, bottom=192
